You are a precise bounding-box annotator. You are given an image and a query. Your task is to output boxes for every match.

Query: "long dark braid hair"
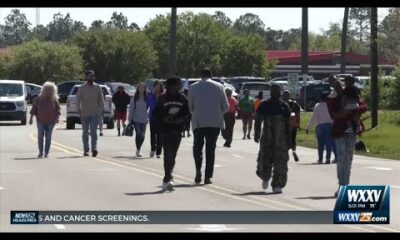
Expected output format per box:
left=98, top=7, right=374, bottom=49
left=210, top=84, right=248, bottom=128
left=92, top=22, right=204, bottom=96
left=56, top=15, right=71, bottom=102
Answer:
left=133, top=82, right=147, bottom=109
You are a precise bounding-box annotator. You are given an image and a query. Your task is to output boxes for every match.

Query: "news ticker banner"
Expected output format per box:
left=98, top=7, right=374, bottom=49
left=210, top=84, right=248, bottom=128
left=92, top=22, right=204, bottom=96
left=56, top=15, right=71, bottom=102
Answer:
left=11, top=211, right=333, bottom=224
left=11, top=185, right=390, bottom=225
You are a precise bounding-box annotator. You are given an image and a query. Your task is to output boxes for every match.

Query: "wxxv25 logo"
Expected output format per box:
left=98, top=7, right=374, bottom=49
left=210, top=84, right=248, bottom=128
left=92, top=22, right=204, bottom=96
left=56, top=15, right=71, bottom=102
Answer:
left=334, top=185, right=390, bottom=224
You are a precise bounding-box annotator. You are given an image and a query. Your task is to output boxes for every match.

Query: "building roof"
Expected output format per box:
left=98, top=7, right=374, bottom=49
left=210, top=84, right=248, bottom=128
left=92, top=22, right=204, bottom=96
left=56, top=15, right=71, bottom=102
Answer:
left=266, top=50, right=395, bottom=65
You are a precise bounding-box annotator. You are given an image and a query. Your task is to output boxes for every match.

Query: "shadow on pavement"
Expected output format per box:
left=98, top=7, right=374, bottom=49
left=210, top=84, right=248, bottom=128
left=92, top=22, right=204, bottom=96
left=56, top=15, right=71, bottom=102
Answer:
left=174, top=184, right=202, bottom=188
left=57, top=156, right=83, bottom=159
left=232, top=191, right=276, bottom=196
left=124, top=190, right=165, bottom=196
left=298, top=163, right=329, bottom=165
left=113, top=156, right=151, bottom=160
left=0, top=123, right=23, bottom=126
left=295, top=196, right=336, bottom=200
left=14, top=157, right=39, bottom=160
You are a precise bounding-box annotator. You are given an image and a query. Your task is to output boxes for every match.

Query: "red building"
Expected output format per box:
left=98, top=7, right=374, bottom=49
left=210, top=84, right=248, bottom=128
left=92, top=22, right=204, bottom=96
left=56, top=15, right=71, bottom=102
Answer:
left=266, top=50, right=396, bottom=79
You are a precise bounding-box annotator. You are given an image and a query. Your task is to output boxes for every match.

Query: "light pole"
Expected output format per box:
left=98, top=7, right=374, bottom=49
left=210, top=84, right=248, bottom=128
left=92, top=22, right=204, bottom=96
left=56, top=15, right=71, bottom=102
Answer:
left=169, top=7, right=177, bottom=76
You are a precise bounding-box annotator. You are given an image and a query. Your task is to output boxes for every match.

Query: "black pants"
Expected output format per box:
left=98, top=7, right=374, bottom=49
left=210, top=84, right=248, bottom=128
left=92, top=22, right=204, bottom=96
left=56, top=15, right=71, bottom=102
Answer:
left=221, top=113, right=235, bottom=145
left=162, top=131, right=182, bottom=183
left=193, top=127, right=220, bottom=179
left=291, top=127, right=297, bottom=151
left=150, top=120, right=162, bottom=155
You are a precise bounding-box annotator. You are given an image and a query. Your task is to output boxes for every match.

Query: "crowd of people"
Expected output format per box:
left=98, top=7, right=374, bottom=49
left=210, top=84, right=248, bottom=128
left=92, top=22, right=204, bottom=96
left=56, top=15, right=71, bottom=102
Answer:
left=28, top=69, right=367, bottom=196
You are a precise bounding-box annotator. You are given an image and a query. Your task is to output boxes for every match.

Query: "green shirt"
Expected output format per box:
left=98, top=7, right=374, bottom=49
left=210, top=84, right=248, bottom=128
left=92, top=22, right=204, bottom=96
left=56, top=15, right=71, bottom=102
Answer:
left=239, top=97, right=254, bottom=113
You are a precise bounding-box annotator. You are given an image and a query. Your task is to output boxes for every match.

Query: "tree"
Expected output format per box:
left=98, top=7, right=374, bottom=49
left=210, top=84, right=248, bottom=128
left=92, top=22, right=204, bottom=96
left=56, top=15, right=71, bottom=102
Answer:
left=341, top=8, right=349, bottom=74
left=380, top=8, right=400, bottom=62
left=233, top=13, right=265, bottom=36
left=349, top=8, right=371, bottom=43
left=5, top=40, right=84, bottom=84
left=29, top=24, right=49, bottom=41
left=47, top=13, right=87, bottom=42
left=370, top=8, right=379, bottom=128
left=90, top=20, right=106, bottom=30
left=212, top=11, right=232, bottom=28
left=129, top=23, right=140, bottom=31
left=2, top=9, right=31, bottom=46
left=72, top=29, right=157, bottom=83
left=107, top=12, right=128, bottom=29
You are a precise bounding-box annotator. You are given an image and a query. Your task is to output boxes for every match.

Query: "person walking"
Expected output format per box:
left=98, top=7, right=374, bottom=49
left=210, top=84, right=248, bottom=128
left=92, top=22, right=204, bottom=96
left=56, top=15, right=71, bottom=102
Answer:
left=306, top=91, right=334, bottom=164
left=254, top=91, right=264, bottom=112
left=239, top=89, right=255, bottom=140
left=128, top=82, right=149, bottom=157
left=153, top=77, right=190, bottom=191
left=326, top=76, right=367, bottom=197
left=221, top=88, right=237, bottom=148
left=112, top=85, right=131, bottom=136
left=181, top=88, right=191, bottom=138
left=147, top=80, right=164, bottom=158
left=254, top=84, right=291, bottom=193
left=189, top=68, right=229, bottom=185
left=282, top=90, right=301, bottom=162
left=29, top=81, right=61, bottom=158
left=77, top=70, right=105, bottom=157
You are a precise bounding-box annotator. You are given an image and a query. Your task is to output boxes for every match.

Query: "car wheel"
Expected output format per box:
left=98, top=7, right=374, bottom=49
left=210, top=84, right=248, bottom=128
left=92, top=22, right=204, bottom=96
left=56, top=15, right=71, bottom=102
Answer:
left=66, top=119, right=75, bottom=130
left=306, top=99, right=317, bottom=112
left=21, top=116, right=27, bottom=125
left=107, top=120, right=114, bottom=129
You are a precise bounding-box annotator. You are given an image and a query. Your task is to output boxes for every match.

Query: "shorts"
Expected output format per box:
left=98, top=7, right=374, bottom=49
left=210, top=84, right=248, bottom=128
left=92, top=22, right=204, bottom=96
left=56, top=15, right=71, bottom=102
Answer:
left=115, top=111, right=127, bottom=121
left=241, top=112, right=253, bottom=124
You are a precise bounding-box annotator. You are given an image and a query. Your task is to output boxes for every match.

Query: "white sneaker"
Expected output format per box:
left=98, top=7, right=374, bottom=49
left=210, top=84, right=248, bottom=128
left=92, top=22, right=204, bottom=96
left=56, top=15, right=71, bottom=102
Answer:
left=150, top=151, right=155, bottom=158
left=136, top=150, right=142, bottom=157
left=167, top=180, right=174, bottom=191
left=262, top=180, right=269, bottom=190
left=161, top=182, right=169, bottom=191
left=273, top=187, right=283, bottom=194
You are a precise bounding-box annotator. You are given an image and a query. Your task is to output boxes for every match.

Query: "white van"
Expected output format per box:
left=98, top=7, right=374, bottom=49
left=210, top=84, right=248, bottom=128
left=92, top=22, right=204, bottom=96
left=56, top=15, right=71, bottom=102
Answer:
left=0, top=80, right=28, bottom=125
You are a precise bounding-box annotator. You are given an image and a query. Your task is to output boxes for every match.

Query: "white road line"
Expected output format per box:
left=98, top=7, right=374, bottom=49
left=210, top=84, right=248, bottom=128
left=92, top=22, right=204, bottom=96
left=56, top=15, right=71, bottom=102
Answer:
left=231, top=154, right=243, bottom=159
left=185, top=224, right=239, bottom=232
left=54, top=224, right=66, bottom=230
left=0, top=187, right=4, bottom=190
left=202, top=164, right=223, bottom=168
left=364, top=167, right=393, bottom=171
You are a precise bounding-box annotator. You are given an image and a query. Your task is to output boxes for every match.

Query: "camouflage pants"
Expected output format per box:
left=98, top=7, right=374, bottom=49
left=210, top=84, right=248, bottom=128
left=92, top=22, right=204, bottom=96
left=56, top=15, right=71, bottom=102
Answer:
left=256, top=138, right=289, bottom=189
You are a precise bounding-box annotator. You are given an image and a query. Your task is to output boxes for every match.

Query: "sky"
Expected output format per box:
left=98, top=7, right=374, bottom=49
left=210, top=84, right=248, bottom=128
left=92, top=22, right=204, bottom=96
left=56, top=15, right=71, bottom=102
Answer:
left=0, top=7, right=391, bottom=33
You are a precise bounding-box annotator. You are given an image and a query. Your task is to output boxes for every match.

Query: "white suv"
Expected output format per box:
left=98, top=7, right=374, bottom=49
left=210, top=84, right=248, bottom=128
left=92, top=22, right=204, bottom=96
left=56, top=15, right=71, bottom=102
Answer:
left=0, top=80, right=28, bottom=125
left=66, top=84, right=114, bottom=130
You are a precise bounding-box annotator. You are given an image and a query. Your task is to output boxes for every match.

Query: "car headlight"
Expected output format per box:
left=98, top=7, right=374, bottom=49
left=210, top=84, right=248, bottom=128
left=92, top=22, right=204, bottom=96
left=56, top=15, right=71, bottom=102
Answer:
left=16, top=101, right=25, bottom=107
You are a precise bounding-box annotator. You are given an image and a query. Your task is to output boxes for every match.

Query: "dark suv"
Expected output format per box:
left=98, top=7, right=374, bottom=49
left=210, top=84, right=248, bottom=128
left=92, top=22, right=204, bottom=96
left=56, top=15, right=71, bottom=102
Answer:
left=227, top=77, right=267, bottom=93
left=57, top=81, right=84, bottom=103
left=297, top=83, right=331, bottom=111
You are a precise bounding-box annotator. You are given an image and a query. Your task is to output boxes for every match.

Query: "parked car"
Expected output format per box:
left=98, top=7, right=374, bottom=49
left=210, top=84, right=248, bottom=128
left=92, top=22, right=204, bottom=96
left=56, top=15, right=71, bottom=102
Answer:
left=25, top=83, right=42, bottom=104
left=227, top=76, right=267, bottom=93
left=66, top=84, right=114, bottom=130
left=57, top=81, right=85, bottom=103
left=211, top=77, right=239, bottom=98
left=238, top=82, right=272, bottom=100
left=297, top=83, right=331, bottom=111
left=269, top=74, right=316, bottom=87
left=0, top=80, right=28, bottom=125
left=105, top=82, right=136, bottom=98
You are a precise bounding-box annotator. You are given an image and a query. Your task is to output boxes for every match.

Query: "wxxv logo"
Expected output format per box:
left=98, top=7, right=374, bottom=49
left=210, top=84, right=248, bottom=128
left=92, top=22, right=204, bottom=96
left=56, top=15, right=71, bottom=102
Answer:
left=334, top=185, right=390, bottom=224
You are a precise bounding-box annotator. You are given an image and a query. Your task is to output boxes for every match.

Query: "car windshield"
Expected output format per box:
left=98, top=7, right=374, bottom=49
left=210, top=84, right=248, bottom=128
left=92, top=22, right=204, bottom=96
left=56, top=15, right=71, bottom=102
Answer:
left=0, top=83, right=23, bottom=97
left=111, top=83, right=135, bottom=92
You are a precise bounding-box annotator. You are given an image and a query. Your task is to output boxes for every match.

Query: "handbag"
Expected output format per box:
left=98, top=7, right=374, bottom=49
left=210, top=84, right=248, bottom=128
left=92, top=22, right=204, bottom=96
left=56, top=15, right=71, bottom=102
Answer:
left=124, top=123, right=134, bottom=137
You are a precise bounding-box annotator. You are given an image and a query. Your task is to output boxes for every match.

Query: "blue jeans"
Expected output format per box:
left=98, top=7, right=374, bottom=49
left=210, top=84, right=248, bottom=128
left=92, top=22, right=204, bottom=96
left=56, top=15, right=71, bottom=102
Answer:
left=133, top=122, right=147, bottom=150
left=316, top=123, right=334, bottom=161
left=335, top=133, right=356, bottom=186
left=81, top=115, right=100, bottom=152
left=37, top=122, right=55, bottom=156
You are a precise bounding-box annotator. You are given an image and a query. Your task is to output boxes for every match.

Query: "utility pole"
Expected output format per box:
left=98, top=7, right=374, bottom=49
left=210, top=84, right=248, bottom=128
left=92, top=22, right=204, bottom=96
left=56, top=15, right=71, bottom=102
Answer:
left=169, top=7, right=177, bottom=76
left=340, top=8, right=349, bottom=74
left=301, top=8, right=308, bottom=111
left=370, top=8, right=378, bottom=128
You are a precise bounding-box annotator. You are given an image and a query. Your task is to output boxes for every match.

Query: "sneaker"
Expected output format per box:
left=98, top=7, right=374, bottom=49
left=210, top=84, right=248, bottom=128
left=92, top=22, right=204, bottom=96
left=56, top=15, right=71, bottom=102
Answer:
left=242, top=136, right=246, bottom=140
left=195, top=171, right=202, bottom=184
left=92, top=150, right=98, bottom=157
left=332, top=159, right=337, bottom=163
left=226, top=144, right=231, bottom=148
left=204, top=178, right=213, bottom=185
left=293, top=152, right=299, bottom=162
left=156, top=155, right=161, bottom=159
left=262, top=180, right=269, bottom=190
left=325, top=159, right=331, bottom=164
left=317, top=160, right=323, bottom=164
left=150, top=151, right=155, bottom=158
left=136, top=150, right=142, bottom=157
left=99, top=133, right=103, bottom=136
left=37, top=154, right=43, bottom=159
left=187, top=133, right=191, bottom=137
left=44, top=154, right=49, bottom=158
left=167, top=180, right=175, bottom=191
left=223, top=142, right=228, bottom=147
left=273, top=187, right=283, bottom=194
left=161, top=182, right=169, bottom=191
left=83, top=152, right=89, bottom=157
left=247, top=135, right=251, bottom=139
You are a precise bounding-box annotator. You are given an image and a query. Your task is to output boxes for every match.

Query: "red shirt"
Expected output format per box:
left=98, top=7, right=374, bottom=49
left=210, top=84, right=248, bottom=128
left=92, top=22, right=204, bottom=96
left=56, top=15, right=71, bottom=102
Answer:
left=227, top=97, right=237, bottom=114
